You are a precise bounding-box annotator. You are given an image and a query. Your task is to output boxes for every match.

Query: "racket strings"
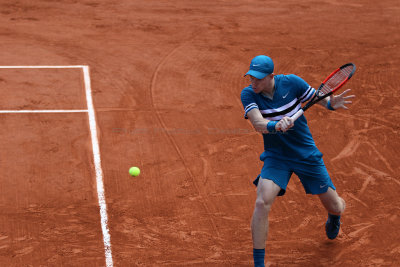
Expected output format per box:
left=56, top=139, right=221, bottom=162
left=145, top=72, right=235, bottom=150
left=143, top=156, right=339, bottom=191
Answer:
left=320, top=65, right=354, bottom=95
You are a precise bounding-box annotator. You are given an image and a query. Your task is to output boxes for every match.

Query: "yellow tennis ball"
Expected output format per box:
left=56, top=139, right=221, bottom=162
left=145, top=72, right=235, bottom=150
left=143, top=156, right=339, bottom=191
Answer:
left=129, top=167, right=140, bottom=177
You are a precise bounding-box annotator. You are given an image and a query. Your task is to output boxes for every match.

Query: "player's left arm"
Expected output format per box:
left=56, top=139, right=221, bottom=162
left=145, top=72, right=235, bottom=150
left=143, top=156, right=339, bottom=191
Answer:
left=317, top=89, right=355, bottom=110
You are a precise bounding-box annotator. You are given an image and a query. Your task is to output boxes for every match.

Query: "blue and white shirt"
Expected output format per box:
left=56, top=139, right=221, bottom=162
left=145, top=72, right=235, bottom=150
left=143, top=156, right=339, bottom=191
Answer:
left=241, top=74, right=320, bottom=160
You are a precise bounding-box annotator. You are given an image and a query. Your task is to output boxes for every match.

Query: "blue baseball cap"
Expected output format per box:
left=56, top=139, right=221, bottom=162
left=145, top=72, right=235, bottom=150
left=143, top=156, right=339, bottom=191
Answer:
left=244, top=55, right=274, bottom=79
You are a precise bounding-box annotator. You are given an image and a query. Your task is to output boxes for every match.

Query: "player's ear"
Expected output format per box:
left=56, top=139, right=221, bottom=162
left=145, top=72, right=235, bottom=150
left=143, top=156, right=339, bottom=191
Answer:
left=264, top=73, right=274, bottom=79
left=263, top=74, right=272, bottom=80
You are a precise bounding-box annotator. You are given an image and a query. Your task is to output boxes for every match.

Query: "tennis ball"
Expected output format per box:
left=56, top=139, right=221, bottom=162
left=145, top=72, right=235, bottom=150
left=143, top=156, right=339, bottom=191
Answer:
left=129, top=167, right=140, bottom=177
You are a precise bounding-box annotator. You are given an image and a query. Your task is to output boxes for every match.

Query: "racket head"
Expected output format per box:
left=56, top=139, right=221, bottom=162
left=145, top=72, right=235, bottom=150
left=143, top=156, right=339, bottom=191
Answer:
left=317, top=63, right=356, bottom=97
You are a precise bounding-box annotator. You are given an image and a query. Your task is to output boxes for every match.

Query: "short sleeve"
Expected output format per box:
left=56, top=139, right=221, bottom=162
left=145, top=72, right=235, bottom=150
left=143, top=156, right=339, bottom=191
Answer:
left=289, top=75, right=315, bottom=103
left=240, top=88, right=259, bottom=119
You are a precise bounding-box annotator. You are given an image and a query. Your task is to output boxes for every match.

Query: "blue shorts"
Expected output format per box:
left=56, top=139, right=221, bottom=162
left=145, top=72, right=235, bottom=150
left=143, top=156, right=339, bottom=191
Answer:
left=253, top=151, right=336, bottom=196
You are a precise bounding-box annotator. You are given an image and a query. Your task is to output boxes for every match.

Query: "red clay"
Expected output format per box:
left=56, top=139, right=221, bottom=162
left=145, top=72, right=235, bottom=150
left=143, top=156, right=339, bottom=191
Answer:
left=0, top=0, right=399, bottom=266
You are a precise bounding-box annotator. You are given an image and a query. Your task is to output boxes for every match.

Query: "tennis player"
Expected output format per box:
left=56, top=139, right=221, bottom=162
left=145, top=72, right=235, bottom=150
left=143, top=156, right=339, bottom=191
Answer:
left=240, top=55, right=354, bottom=267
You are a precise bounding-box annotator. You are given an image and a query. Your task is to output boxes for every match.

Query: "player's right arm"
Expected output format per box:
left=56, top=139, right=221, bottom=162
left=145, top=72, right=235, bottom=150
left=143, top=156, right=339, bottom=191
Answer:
left=246, top=108, right=270, bottom=134
left=241, top=87, right=293, bottom=133
left=247, top=109, right=293, bottom=133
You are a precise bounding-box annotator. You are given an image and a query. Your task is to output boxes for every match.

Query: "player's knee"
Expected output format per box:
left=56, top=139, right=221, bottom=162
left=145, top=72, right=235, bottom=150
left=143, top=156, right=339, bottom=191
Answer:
left=330, top=197, right=346, bottom=215
left=254, top=198, right=273, bottom=214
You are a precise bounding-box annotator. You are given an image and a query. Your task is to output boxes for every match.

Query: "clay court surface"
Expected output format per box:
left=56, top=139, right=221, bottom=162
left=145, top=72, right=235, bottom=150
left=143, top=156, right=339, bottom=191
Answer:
left=0, top=0, right=399, bottom=266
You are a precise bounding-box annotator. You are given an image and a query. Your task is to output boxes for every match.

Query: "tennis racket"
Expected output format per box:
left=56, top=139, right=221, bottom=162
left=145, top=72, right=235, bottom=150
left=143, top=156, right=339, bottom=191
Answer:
left=291, top=63, right=356, bottom=121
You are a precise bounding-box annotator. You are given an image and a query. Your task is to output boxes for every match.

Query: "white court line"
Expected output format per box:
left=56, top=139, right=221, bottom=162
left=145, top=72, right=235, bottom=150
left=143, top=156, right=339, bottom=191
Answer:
left=0, top=65, right=86, bottom=68
left=82, top=66, right=113, bottom=267
left=0, top=110, right=88, bottom=113
left=0, top=65, right=113, bottom=266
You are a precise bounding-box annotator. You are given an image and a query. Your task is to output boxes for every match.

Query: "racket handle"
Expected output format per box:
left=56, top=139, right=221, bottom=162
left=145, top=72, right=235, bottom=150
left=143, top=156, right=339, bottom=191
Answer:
left=291, top=109, right=304, bottom=121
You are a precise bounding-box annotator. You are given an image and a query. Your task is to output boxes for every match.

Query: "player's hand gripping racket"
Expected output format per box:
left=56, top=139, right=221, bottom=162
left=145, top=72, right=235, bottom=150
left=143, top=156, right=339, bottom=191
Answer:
left=291, top=63, right=356, bottom=121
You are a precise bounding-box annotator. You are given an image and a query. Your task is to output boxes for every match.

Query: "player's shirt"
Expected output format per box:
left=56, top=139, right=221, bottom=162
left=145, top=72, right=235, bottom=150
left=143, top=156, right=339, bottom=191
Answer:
left=241, top=74, right=320, bottom=161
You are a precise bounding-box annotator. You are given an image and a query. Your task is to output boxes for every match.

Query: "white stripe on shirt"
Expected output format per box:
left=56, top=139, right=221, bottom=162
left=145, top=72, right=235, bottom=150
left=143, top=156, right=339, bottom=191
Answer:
left=300, top=86, right=315, bottom=103
left=261, top=103, right=302, bottom=120
left=259, top=98, right=298, bottom=115
left=243, top=87, right=315, bottom=119
left=245, top=103, right=258, bottom=113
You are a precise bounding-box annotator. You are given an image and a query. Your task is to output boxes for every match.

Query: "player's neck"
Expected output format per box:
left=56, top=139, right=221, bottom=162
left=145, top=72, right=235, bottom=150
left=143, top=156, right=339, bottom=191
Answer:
left=261, top=87, right=275, bottom=99
left=261, top=80, right=276, bottom=99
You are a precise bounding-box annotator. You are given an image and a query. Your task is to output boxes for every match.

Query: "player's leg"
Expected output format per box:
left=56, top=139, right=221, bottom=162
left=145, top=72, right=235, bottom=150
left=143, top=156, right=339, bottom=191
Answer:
left=318, top=187, right=346, bottom=216
left=293, top=152, right=345, bottom=239
left=318, top=187, right=346, bottom=239
left=251, top=177, right=281, bottom=267
left=252, top=177, right=281, bottom=248
left=252, top=155, right=292, bottom=266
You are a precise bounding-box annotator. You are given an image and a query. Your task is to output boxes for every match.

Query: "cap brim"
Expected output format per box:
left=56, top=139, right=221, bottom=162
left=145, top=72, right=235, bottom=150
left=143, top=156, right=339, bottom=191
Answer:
left=244, top=70, right=268, bottom=79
